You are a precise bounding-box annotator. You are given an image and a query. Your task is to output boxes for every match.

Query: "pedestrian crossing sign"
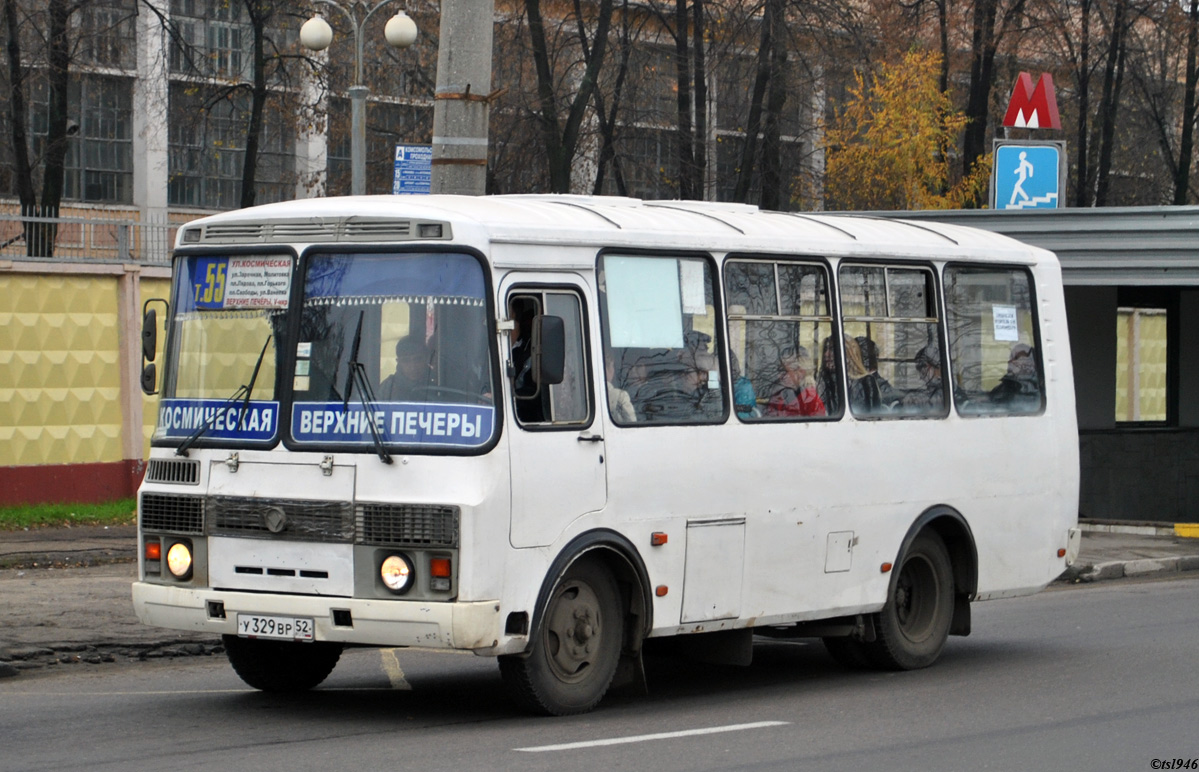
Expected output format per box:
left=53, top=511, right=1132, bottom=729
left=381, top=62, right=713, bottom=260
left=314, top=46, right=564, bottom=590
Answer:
left=992, top=141, right=1065, bottom=210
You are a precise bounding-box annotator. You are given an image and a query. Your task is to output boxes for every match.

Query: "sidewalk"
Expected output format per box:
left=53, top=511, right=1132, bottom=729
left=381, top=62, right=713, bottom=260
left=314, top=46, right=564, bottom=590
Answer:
left=2, top=521, right=1198, bottom=678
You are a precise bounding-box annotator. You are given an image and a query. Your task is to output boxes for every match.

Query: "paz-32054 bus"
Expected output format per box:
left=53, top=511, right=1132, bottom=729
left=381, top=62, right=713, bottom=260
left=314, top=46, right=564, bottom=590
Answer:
left=133, top=194, right=1080, bottom=715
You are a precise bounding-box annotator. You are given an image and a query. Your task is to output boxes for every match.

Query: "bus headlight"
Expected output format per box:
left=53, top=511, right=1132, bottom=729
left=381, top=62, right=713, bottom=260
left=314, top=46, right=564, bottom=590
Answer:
left=380, top=554, right=414, bottom=594
left=166, top=541, right=193, bottom=580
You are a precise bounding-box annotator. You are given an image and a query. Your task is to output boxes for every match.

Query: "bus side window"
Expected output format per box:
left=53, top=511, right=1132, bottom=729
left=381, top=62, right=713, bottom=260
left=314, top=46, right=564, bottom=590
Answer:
left=509, top=290, right=591, bottom=427
left=725, top=259, right=837, bottom=421
left=839, top=264, right=947, bottom=419
left=600, top=254, right=726, bottom=425
left=944, top=266, right=1044, bottom=415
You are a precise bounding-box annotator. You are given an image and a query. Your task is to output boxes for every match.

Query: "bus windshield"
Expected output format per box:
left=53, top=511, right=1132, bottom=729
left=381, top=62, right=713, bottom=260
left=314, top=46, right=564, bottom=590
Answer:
left=156, top=254, right=293, bottom=447
left=290, top=251, right=496, bottom=451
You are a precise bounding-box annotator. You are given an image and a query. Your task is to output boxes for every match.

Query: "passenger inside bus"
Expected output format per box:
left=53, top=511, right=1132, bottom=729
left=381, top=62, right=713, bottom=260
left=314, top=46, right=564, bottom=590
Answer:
left=615, top=346, right=721, bottom=423
left=765, top=346, right=826, bottom=417
left=989, top=343, right=1040, bottom=408
left=847, top=336, right=899, bottom=414
left=605, top=359, right=637, bottom=423
left=900, top=343, right=946, bottom=413
left=817, top=335, right=842, bottom=415
left=730, top=351, right=759, bottom=419
left=509, top=297, right=547, bottom=423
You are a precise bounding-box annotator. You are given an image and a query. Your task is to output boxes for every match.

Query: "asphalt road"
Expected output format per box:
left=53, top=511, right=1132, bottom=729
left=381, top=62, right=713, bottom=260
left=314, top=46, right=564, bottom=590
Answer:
left=2, top=575, right=1197, bottom=772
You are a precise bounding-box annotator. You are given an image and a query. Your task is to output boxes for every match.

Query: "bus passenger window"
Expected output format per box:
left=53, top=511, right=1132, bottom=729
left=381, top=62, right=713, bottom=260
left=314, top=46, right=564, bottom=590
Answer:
left=839, top=264, right=947, bottom=418
left=600, top=255, right=726, bottom=425
left=725, top=259, right=837, bottom=421
left=944, top=266, right=1043, bottom=415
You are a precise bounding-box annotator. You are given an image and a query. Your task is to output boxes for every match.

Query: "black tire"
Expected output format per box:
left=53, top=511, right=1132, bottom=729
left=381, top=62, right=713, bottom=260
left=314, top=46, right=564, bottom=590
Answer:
left=222, top=635, right=343, bottom=692
left=822, top=636, right=875, bottom=669
left=499, top=558, right=623, bottom=716
left=866, top=530, right=954, bottom=670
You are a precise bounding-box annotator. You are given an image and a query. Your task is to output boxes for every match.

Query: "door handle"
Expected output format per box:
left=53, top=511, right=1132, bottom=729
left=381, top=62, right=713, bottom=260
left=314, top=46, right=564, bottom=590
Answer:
left=577, top=433, right=604, bottom=443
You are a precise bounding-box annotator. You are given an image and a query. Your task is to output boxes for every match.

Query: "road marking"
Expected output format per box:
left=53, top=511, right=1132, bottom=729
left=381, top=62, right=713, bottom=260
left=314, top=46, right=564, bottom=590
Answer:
left=380, top=648, right=412, bottom=690
left=514, top=720, right=790, bottom=752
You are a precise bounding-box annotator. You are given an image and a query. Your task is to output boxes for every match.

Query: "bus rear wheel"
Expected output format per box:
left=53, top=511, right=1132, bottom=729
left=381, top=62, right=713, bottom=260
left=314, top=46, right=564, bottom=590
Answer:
left=222, top=635, right=343, bottom=692
left=867, top=530, right=954, bottom=670
left=499, top=558, right=623, bottom=716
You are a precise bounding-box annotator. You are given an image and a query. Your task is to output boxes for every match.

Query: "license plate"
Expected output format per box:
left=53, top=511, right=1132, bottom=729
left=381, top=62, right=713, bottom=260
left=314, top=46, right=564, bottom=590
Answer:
left=236, top=613, right=315, bottom=641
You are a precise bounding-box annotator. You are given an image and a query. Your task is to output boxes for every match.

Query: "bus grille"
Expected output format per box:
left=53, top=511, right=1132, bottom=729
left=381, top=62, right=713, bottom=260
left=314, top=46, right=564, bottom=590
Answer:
left=140, top=493, right=205, bottom=534
left=208, top=497, right=354, bottom=542
left=145, top=458, right=200, bottom=485
left=357, top=503, right=459, bottom=547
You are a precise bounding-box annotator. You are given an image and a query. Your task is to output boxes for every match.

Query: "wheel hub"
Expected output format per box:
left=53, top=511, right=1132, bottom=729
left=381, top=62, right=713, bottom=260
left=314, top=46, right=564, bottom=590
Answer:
left=545, top=582, right=603, bottom=681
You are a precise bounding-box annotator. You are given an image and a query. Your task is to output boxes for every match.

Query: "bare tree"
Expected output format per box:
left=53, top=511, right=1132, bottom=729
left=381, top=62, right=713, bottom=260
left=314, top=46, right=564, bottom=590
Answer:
left=524, top=0, right=613, bottom=193
left=2, top=0, right=133, bottom=255
left=1176, top=0, right=1199, bottom=203
left=962, top=0, right=1029, bottom=177
left=1125, top=0, right=1197, bottom=204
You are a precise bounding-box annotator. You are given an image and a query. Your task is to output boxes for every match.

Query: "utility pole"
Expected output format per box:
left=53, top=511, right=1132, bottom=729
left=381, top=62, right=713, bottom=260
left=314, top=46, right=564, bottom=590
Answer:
left=430, top=0, right=494, bottom=195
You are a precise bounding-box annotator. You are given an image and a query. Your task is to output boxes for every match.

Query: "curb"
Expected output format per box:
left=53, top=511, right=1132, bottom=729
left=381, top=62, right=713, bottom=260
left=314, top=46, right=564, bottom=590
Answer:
left=1078, top=519, right=1177, bottom=537
left=1058, top=554, right=1199, bottom=584
left=0, top=640, right=224, bottom=678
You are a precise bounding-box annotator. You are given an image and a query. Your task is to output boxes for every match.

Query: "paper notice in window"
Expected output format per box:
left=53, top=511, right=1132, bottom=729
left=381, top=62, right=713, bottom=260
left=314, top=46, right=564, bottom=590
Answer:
left=224, top=257, right=292, bottom=308
left=680, top=260, right=707, bottom=315
left=992, top=305, right=1019, bottom=342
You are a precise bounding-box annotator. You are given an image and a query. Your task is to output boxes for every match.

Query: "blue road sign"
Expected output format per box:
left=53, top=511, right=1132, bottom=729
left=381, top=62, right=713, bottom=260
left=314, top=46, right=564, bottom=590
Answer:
left=994, top=144, right=1062, bottom=210
left=392, top=144, right=432, bottom=195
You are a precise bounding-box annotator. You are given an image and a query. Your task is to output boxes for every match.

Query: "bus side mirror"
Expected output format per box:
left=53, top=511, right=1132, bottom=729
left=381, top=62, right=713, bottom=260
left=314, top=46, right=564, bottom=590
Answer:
left=141, top=362, right=157, bottom=394
left=142, top=307, right=158, bottom=362
left=533, top=315, right=565, bottom=386
left=141, top=299, right=168, bottom=395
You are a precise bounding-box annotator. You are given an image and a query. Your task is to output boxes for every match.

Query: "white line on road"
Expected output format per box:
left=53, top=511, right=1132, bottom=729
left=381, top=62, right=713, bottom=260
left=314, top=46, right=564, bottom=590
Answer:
left=380, top=648, right=412, bottom=690
left=514, top=720, right=790, bottom=752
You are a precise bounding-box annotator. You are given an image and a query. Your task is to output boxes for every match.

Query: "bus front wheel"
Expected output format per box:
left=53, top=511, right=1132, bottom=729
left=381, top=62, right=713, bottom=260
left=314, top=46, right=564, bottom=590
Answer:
left=222, top=635, right=343, bottom=692
left=869, top=530, right=954, bottom=670
left=499, top=558, right=624, bottom=716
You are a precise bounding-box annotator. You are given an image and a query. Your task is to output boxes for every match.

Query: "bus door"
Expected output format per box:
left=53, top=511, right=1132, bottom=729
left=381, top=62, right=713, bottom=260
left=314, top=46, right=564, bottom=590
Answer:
left=502, top=279, right=607, bottom=548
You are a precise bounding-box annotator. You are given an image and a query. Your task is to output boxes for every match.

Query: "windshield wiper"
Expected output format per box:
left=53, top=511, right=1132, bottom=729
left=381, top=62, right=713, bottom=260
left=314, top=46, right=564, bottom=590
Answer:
left=342, top=311, right=393, bottom=465
left=176, top=335, right=272, bottom=457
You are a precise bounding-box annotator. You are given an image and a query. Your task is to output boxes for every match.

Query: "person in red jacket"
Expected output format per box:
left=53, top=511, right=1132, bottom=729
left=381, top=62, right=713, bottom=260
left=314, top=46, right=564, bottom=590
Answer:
left=766, top=346, right=826, bottom=418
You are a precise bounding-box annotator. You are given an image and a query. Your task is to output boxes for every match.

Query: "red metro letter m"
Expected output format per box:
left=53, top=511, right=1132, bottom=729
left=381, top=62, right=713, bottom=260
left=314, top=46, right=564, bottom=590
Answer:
left=1002, top=72, right=1062, bottom=130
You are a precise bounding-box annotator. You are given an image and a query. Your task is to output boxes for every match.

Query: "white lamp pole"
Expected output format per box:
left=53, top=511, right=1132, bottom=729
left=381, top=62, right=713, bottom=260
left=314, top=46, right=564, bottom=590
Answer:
left=300, top=2, right=418, bottom=195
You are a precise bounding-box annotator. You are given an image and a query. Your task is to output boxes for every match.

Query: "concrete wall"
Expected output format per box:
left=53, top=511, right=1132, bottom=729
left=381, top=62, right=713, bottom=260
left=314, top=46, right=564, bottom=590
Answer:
left=1064, top=286, right=1117, bottom=431
left=1080, top=430, right=1199, bottom=522
left=1181, top=291, right=1199, bottom=429
left=0, top=263, right=170, bottom=505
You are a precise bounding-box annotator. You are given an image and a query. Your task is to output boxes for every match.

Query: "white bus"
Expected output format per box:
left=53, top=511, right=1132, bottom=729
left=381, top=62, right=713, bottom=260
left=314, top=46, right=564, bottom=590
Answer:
left=133, top=194, right=1080, bottom=715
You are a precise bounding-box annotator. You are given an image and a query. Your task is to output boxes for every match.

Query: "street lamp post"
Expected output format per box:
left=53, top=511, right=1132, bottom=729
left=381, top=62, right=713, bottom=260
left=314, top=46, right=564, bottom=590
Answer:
left=300, top=1, right=418, bottom=195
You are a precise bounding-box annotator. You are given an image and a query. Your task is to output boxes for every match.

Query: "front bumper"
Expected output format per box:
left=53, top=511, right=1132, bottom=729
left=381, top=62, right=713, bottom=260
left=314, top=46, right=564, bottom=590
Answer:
left=132, top=581, right=503, bottom=651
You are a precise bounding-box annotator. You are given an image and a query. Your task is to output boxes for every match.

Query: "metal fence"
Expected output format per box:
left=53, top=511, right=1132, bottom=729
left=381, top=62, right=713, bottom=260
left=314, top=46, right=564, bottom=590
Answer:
left=0, top=211, right=176, bottom=265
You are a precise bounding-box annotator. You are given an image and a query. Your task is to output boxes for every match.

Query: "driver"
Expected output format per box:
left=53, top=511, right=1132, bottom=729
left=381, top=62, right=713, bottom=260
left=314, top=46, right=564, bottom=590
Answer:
left=380, top=335, right=434, bottom=402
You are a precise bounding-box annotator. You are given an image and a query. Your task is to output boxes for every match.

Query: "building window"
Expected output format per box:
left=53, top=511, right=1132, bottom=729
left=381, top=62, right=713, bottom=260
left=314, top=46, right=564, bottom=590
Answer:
left=16, top=75, right=134, bottom=205
left=1116, top=306, right=1168, bottom=423
left=74, top=0, right=137, bottom=69
left=169, top=0, right=253, bottom=79
left=168, top=84, right=295, bottom=209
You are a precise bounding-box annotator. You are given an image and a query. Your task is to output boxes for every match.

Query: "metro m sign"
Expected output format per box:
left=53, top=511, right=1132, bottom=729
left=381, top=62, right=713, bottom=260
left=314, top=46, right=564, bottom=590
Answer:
left=1002, top=73, right=1062, bottom=130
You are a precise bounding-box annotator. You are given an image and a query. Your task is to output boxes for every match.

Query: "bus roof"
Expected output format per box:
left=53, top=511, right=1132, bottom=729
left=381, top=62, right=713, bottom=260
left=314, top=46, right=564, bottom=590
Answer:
left=178, top=194, right=1050, bottom=265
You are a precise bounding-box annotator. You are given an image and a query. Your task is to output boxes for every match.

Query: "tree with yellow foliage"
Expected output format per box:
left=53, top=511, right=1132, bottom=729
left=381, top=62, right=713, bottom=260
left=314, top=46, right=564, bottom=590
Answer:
left=823, top=49, right=991, bottom=211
